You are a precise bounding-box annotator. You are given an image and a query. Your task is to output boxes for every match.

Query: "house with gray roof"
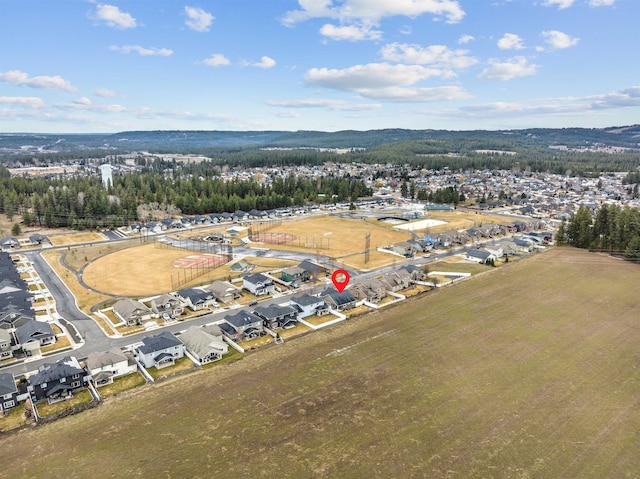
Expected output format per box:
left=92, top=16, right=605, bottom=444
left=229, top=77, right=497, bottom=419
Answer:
left=253, top=304, right=299, bottom=330
left=28, top=356, right=88, bottom=402
left=319, top=287, right=357, bottom=311
left=242, top=273, right=275, bottom=296
left=86, top=349, right=137, bottom=387
left=380, top=268, right=412, bottom=292
left=289, top=294, right=329, bottom=319
left=205, top=280, right=242, bottom=304
left=113, top=298, right=155, bottom=326
left=135, top=331, right=185, bottom=369
left=0, top=372, right=20, bottom=413
left=219, top=310, right=264, bottom=341
left=179, top=326, right=228, bottom=364
left=350, top=278, right=387, bottom=303
left=176, top=287, right=217, bottom=311
left=16, top=319, right=56, bottom=353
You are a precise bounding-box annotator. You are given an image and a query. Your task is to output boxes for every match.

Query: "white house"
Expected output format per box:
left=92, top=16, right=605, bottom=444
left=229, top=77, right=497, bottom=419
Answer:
left=135, top=331, right=185, bottom=369
left=289, top=294, right=329, bottom=319
left=179, top=325, right=228, bottom=365
left=85, top=349, right=137, bottom=387
left=242, top=273, right=275, bottom=296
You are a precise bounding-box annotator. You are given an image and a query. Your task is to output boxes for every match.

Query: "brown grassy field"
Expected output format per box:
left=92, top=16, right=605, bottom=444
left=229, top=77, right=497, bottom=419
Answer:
left=48, top=231, right=106, bottom=246
left=2, top=248, right=639, bottom=479
left=82, top=243, right=297, bottom=297
left=254, top=215, right=412, bottom=269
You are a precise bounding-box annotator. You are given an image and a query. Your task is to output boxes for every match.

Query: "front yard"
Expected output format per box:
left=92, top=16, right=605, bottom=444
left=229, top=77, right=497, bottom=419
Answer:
left=98, top=372, right=147, bottom=398
left=36, top=389, right=93, bottom=418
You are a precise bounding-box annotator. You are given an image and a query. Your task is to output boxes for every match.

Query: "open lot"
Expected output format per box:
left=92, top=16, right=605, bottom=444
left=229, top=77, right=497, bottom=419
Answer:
left=48, top=231, right=106, bottom=246
left=3, top=248, right=637, bottom=478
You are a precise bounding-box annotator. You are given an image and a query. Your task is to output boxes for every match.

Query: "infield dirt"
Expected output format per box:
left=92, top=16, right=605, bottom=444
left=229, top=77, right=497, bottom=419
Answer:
left=2, top=247, right=639, bottom=479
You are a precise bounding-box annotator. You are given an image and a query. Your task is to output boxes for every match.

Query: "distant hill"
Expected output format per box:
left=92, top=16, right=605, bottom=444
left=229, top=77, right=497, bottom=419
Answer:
left=1, top=125, right=639, bottom=154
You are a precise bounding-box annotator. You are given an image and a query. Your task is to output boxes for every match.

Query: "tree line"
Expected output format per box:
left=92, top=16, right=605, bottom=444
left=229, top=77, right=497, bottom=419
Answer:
left=0, top=164, right=370, bottom=230
left=556, top=204, right=640, bottom=259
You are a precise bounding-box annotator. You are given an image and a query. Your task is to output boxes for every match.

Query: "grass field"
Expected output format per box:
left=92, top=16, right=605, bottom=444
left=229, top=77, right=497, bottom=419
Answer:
left=48, top=231, right=106, bottom=246
left=82, top=243, right=297, bottom=297
left=254, top=215, right=412, bottom=269
left=2, top=248, right=639, bottom=479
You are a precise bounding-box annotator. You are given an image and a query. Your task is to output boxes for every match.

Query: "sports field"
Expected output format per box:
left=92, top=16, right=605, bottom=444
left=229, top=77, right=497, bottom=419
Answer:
left=2, top=247, right=639, bottom=479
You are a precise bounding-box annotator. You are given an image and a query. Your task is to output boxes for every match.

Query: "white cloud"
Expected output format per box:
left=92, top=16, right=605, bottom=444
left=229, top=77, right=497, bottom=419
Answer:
left=110, top=45, right=174, bottom=56
left=202, top=54, right=230, bottom=67
left=354, top=85, right=471, bottom=102
left=93, top=4, right=137, bottom=29
left=541, top=30, right=579, bottom=49
left=94, top=88, right=118, bottom=98
left=497, top=33, right=525, bottom=50
left=252, top=56, right=276, bottom=68
left=184, top=6, right=214, bottom=32
left=282, top=0, right=465, bottom=25
left=542, top=0, right=575, bottom=9
left=305, top=63, right=444, bottom=91
left=0, top=96, right=46, bottom=109
left=445, top=86, right=640, bottom=119
left=266, top=98, right=381, bottom=111
left=589, top=0, right=614, bottom=5
left=74, top=97, right=93, bottom=106
left=380, top=43, right=478, bottom=70
left=458, top=34, right=475, bottom=44
left=0, top=70, right=77, bottom=92
left=55, top=100, right=127, bottom=113
left=320, top=23, right=382, bottom=41
left=478, top=56, right=538, bottom=80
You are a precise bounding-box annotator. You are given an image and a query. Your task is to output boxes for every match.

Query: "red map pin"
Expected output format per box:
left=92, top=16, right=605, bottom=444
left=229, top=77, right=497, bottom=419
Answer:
left=331, top=269, right=350, bottom=293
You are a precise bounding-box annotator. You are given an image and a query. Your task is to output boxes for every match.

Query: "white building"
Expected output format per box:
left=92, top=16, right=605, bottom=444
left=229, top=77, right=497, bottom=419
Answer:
left=99, top=164, right=113, bottom=188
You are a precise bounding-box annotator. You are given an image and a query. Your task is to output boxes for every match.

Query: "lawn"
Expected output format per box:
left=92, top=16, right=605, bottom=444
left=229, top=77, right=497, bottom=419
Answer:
left=277, top=322, right=312, bottom=339
left=303, top=313, right=342, bottom=327
left=97, top=372, right=147, bottom=398
left=146, top=356, right=196, bottom=380
left=2, top=248, right=640, bottom=479
left=40, top=335, right=71, bottom=353
left=35, top=390, right=93, bottom=418
left=48, top=231, right=106, bottom=246
left=0, top=405, right=33, bottom=432
left=202, top=348, right=244, bottom=369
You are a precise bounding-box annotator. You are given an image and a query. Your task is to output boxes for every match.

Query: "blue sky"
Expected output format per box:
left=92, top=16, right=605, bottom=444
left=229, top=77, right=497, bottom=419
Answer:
left=1, top=0, right=638, bottom=133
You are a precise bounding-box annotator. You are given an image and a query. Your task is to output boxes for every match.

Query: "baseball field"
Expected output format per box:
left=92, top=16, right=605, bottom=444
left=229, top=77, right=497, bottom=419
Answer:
left=2, top=247, right=639, bottom=479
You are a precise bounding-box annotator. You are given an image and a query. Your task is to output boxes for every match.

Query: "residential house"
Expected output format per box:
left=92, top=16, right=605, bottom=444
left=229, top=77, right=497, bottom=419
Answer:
left=179, top=325, right=228, bottom=364
left=279, top=266, right=309, bottom=284
left=219, top=310, right=264, bottom=342
left=150, top=293, right=184, bottom=317
left=205, top=280, right=242, bottom=304
left=401, top=264, right=427, bottom=282
left=289, top=294, right=329, bottom=319
left=0, top=305, right=33, bottom=330
left=135, top=331, right=185, bottom=369
left=319, top=287, right=357, bottom=311
left=253, top=304, right=299, bottom=329
left=297, top=260, right=327, bottom=280
left=350, top=278, right=387, bottom=303
left=390, top=241, right=418, bottom=257
left=16, top=319, right=56, bottom=353
left=465, top=249, right=496, bottom=264
left=28, top=234, right=50, bottom=246
left=0, top=372, right=19, bottom=413
left=176, top=287, right=217, bottom=311
left=85, top=349, right=137, bottom=387
left=28, top=356, right=88, bottom=402
left=0, top=328, right=14, bottom=359
left=0, top=236, right=20, bottom=252
left=380, top=268, right=412, bottom=292
left=242, top=273, right=275, bottom=296
left=113, top=298, right=155, bottom=326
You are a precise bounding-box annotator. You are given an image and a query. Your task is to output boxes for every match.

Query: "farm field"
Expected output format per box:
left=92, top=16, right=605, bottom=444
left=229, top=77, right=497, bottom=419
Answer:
left=2, top=247, right=638, bottom=478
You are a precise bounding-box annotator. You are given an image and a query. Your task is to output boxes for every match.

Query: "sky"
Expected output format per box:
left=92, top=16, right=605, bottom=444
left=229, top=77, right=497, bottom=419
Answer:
left=0, top=0, right=638, bottom=133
